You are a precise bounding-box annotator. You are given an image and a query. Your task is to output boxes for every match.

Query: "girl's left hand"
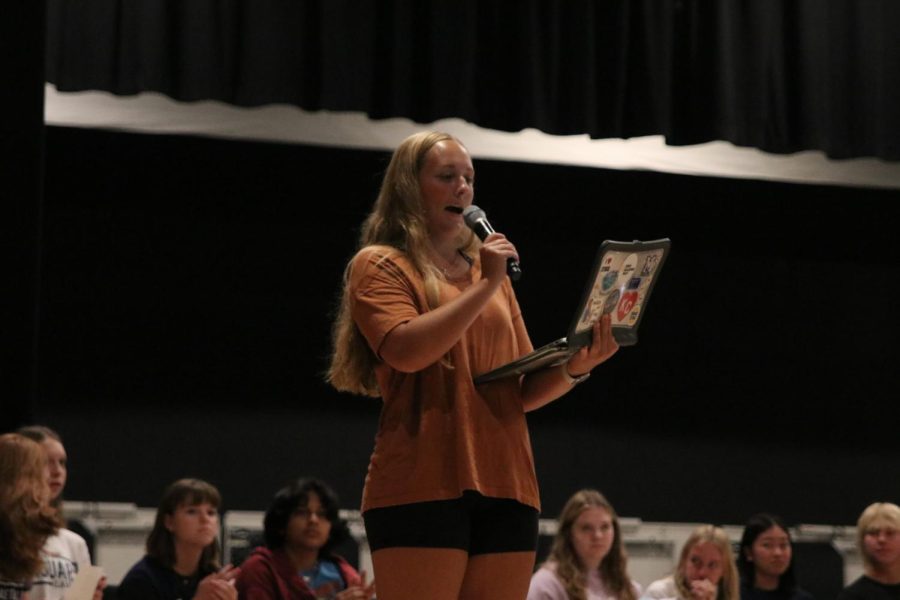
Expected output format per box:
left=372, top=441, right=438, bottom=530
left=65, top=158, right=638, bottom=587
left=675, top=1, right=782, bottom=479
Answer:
left=92, top=576, right=107, bottom=600
left=565, top=314, right=619, bottom=377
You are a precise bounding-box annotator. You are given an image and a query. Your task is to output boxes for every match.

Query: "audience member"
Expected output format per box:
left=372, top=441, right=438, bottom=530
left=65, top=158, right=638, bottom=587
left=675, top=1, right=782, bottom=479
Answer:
left=17, top=425, right=103, bottom=600
left=642, top=525, right=739, bottom=600
left=0, top=433, right=62, bottom=600
left=837, top=502, right=900, bottom=600
left=236, top=477, right=375, bottom=600
left=737, top=513, right=813, bottom=600
left=527, top=489, right=640, bottom=600
left=118, top=478, right=238, bottom=600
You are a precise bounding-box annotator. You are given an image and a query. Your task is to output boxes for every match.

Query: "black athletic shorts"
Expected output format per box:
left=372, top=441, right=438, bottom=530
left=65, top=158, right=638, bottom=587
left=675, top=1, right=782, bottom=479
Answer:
left=363, top=490, right=539, bottom=556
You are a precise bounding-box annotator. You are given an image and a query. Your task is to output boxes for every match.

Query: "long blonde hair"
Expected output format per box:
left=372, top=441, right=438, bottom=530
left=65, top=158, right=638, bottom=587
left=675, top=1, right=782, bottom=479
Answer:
left=16, top=425, right=64, bottom=509
left=327, top=131, right=477, bottom=396
left=675, top=525, right=739, bottom=600
left=0, top=433, right=62, bottom=582
left=544, top=489, right=637, bottom=600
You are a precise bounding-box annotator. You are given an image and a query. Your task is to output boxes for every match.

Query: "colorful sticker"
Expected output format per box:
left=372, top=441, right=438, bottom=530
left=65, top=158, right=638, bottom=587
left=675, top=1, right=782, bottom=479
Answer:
left=625, top=302, right=641, bottom=325
left=617, top=290, right=639, bottom=322
left=618, top=254, right=638, bottom=289
left=602, top=289, right=620, bottom=316
left=601, top=269, right=619, bottom=293
left=640, top=251, right=661, bottom=277
left=599, top=255, right=618, bottom=292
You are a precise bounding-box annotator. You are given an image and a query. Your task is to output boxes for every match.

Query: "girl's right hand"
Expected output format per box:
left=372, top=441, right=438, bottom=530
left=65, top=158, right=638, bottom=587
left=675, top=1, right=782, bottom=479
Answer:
left=479, top=232, right=518, bottom=283
left=689, top=578, right=717, bottom=600
left=195, top=566, right=240, bottom=600
left=335, top=570, right=376, bottom=600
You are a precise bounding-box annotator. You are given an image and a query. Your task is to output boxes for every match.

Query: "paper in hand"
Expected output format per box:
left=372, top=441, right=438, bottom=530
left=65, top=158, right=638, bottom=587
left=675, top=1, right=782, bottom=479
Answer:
left=65, top=565, right=104, bottom=600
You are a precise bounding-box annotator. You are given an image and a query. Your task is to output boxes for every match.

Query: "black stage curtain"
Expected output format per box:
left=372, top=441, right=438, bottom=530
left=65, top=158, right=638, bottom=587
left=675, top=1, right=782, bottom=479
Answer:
left=2, top=0, right=45, bottom=432
left=46, top=0, right=900, bottom=160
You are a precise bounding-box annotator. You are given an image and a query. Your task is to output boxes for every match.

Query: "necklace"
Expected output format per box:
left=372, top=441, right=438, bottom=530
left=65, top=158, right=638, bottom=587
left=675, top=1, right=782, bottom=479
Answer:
left=439, top=252, right=459, bottom=277
left=436, top=249, right=471, bottom=279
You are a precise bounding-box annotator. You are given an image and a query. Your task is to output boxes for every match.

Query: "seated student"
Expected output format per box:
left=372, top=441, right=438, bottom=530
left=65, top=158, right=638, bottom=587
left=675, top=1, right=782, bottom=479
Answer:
left=737, top=513, right=813, bottom=600
left=17, top=425, right=104, bottom=600
left=642, top=525, right=739, bottom=600
left=528, top=489, right=641, bottom=600
left=837, top=502, right=900, bottom=600
left=0, top=433, right=62, bottom=600
left=236, top=477, right=375, bottom=600
left=118, top=478, right=239, bottom=600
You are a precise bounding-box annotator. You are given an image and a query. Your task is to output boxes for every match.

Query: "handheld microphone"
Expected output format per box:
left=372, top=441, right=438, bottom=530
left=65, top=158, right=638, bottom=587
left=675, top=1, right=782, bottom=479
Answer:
left=462, top=205, right=522, bottom=281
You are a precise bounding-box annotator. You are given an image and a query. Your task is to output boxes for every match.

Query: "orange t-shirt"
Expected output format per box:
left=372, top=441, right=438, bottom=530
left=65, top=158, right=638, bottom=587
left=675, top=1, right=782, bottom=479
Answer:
left=349, top=245, right=540, bottom=512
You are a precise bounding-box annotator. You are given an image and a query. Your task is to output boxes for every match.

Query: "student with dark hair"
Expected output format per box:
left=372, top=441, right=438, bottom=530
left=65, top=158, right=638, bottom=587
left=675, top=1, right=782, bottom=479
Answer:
left=737, top=513, right=813, bottom=600
left=118, top=479, right=238, bottom=600
left=17, top=425, right=104, bottom=600
left=236, top=478, right=375, bottom=600
left=0, top=433, right=62, bottom=600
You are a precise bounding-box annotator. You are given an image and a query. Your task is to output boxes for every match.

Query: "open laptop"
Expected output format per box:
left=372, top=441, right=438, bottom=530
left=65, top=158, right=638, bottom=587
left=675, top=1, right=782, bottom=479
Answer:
left=473, top=238, right=671, bottom=384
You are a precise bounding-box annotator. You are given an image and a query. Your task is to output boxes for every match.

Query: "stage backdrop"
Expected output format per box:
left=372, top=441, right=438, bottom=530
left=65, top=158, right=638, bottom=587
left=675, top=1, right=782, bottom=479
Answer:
left=46, top=0, right=900, bottom=160
left=34, top=125, right=899, bottom=526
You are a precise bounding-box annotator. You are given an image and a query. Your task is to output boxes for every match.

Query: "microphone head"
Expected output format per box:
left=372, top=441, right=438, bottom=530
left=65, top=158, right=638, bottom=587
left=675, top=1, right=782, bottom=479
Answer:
left=462, top=204, right=486, bottom=228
